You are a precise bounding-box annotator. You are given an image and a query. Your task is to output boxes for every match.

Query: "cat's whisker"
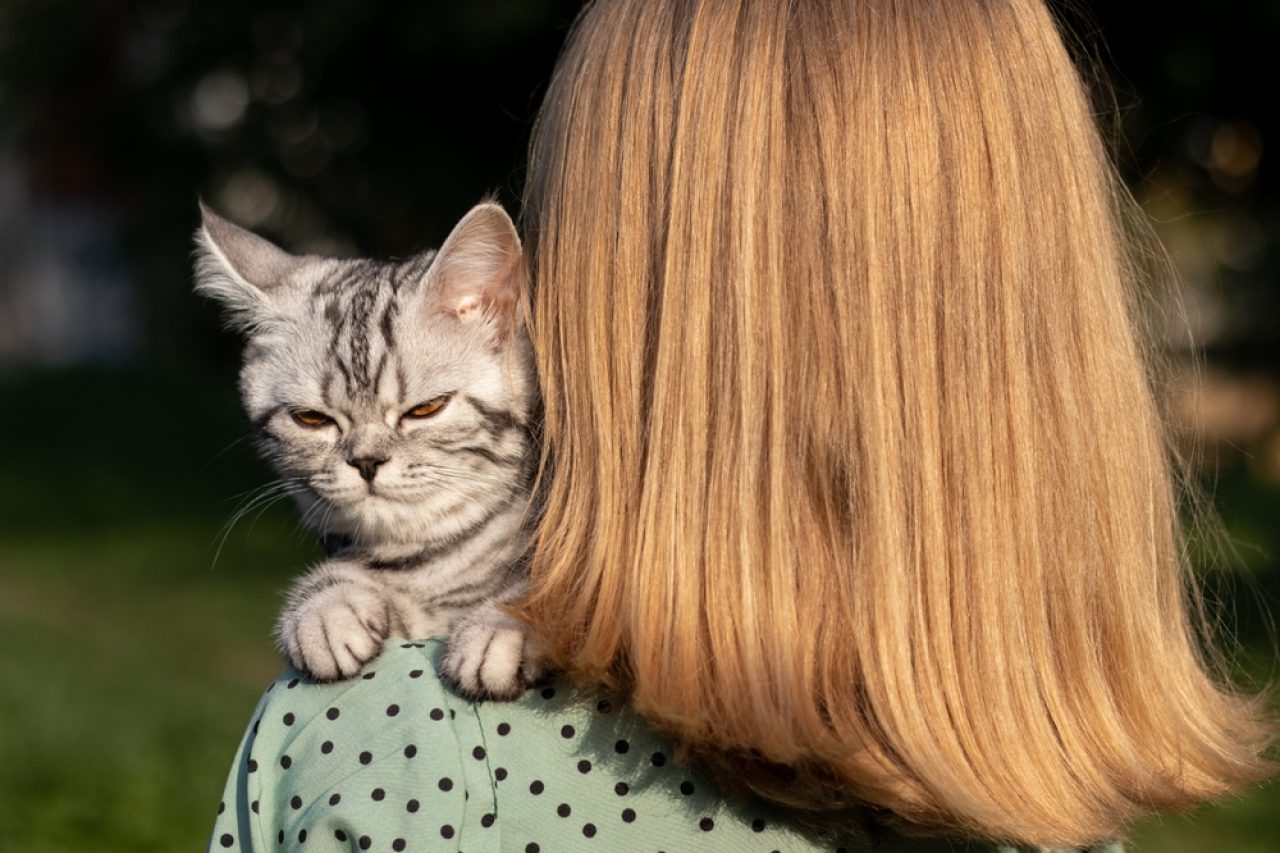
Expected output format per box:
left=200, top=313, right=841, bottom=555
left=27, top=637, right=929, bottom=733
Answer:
left=217, top=486, right=299, bottom=540
left=313, top=501, right=338, bottom=543
left=294, top=494, right=338, bottom=539
left=294, top=499, right=324, bottom=534
left=410, top=468, right=516, bottom=488
left=203, top=434, right=253, bottom=468
left=209, top=480, right=308, bottom=570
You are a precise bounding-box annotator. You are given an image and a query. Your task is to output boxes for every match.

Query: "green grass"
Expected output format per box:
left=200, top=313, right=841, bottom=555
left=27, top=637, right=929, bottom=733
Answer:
left=0, top=527, right=293, bottom=851
left=0, top=364, right=317, bottom=851
left=0, top=364, right=1275, bottom=850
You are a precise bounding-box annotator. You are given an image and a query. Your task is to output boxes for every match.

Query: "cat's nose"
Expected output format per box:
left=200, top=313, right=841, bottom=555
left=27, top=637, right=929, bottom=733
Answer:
left=348, top=455, right=388, bottom=482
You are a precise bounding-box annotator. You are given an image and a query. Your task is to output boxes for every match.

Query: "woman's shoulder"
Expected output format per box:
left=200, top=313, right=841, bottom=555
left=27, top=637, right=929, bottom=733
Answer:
left=210, top=640, right=1119, bottom=852
left=209, top=639, right=477, bottom=851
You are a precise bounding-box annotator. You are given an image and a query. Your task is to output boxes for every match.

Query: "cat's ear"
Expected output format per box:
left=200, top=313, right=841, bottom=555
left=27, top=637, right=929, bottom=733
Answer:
left=194, top=201, right=302, bottom=332
left=430, top=202, right=523, bottom=336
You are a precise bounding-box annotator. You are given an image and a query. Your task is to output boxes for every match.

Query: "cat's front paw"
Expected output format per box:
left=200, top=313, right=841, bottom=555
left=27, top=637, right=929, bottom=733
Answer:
left=442, top=604, right=542, bottom=700
left=278, top=582, right=392, bottom=682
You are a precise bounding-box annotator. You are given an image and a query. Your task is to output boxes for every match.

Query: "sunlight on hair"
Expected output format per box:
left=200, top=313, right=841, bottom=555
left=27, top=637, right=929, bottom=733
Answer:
left=518, top=0, right=1275, bottom=846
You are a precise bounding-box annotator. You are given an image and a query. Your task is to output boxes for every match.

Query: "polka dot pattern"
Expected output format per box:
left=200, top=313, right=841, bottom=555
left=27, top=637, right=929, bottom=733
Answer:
left=208, top=638, right=1086, bottom=853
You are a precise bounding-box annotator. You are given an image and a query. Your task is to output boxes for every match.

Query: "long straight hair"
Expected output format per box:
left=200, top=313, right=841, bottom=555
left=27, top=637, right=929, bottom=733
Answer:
left=518, top=0, right=1273, bottom=845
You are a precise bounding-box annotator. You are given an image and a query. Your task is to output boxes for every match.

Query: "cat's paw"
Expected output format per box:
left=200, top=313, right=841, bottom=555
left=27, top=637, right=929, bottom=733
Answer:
left=278, top=582, right=392, bottom=682
left=442, top=606, right=542, bottom=700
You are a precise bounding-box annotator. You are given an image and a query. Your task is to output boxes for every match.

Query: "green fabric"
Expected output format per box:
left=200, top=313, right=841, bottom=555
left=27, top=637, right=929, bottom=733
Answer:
left=208, top=638, right=1124, bottom=853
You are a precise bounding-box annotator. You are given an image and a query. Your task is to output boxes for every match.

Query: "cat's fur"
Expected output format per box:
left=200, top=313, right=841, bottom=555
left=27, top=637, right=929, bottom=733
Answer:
left=194, top=201, right=540, bottom=698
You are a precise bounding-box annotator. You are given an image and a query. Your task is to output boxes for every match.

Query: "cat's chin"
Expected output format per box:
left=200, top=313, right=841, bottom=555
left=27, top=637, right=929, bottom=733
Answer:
left=304, top=497, right=453, bottom=547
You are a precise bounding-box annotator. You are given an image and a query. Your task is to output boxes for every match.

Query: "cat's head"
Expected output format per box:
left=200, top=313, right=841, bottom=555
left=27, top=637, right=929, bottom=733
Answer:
left=194, top=201, right=535, bottom=545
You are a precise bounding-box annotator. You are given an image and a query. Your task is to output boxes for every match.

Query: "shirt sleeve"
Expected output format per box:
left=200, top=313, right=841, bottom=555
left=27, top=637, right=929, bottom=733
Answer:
left=207, top=641, right=485, bottom=853
left=207, top=685, right=273, bottom=852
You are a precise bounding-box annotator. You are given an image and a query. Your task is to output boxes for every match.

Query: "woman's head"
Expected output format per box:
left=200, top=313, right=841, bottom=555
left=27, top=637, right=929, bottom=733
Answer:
left=520, top=0, right=1272, bottom=845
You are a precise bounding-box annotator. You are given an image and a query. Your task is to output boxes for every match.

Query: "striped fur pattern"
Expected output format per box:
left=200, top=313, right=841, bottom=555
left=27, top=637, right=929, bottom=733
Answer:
left=195, top=201, right=540, bottom=697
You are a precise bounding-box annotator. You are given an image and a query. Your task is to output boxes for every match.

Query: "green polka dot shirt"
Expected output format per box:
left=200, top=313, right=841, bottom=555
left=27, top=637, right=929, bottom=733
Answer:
left=209, top=638, right=1123, bottom=853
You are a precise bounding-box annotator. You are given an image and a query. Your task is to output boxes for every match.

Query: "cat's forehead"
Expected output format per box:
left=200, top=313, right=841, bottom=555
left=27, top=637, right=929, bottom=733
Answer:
left=245, top=254, right=489, bottom=409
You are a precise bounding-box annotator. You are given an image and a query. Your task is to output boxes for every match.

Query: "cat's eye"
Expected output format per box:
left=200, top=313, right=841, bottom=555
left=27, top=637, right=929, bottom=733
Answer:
left=404, top=396, right=451, bottom=419
left=291, top=409, right=334, bottom=428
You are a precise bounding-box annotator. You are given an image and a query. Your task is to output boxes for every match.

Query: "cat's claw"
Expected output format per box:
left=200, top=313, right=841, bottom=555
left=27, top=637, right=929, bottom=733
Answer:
left=277, top=582, right=391, bottom=682
left=442, top=605, right=542, bottom=700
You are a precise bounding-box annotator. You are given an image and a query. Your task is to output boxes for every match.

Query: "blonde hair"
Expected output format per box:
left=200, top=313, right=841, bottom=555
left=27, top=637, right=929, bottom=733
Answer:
left=518, top=0, right=1274, bottom=845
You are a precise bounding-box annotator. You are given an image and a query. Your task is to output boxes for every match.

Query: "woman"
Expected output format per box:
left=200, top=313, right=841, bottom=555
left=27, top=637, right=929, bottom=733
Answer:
left=209, top=0, right=1273, bottom=849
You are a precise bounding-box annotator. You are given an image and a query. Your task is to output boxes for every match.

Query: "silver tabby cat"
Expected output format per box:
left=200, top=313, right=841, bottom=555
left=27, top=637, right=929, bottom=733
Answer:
left=194, top=201, right=540, bottom=698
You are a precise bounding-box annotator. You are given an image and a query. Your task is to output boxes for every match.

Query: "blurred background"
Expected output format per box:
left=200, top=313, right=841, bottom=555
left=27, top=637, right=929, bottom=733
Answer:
left=0, top=1, right=1275, bottom=850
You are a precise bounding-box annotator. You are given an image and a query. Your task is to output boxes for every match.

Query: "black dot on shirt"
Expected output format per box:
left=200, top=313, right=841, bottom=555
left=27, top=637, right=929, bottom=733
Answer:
left=557, top=803, right=571, bottom=817
left=327, top=707, right=340, bottom=720
left=449, top=709, right=456, bottom=719
left=615, top=739, right=629, bottom=754
left=404, top=744, right=417, bottom=758
left=440, top=825, right=455, bottom=839
left=283, top=712, right=295, bottom=726
left=541, top=687, right=556, bottom=699
left=597, top=699, right=612, bottom=713
left=297, top=829, right=307, bottom=843
left=526, top=845, right=540, bottom=853
left=614, top=782, right=629, bottom=796
left=219, top=834, right=233, bottom=848
left=218, top=801, right=225, bottom=815
left=247, top=759, right=258, bottom=773
left=438, top=777, right=453, bottom=792
left=288, top=678, right=300, bottom=689
left=321, top=740, right=334, bottom=754
left=481, top=813, right=495, bottom=828
left=430, top=708, right=444, bottom=721
left=290, top=795, right=302, bottom=810
left=409, top=669, right=423, bottom=678
left=473, top=745, right=486, bottom=760
left=251, top=801, right=259, bottom=814
left=752, top=818, right=766, bottom=832
left=277, top=830, right=284, bottom=844
left=680, top=781, right=695, bottom=796
left=386, top=704, right=400, bottom=717
left=497, top=722, right=511, bottom=735
left=495, top=767, right=508, bottom=781
left=529, top=780, right=544, bottom=795
left=358, top=836, right=371, bottom=850
left=334, top=829, right=347, bottom=842
left=560, top=724, right=575, bottom=738
left=651, top=752, right=666, bottom=767
left=699, top=817, right=715, bottom=831
left=406, top=798, right=420, bottom=813
left=359, top=751, right=372, bottom=765
left=371, top=788, right=385, bottom=801
left=280, top=755, right=292, bottom=769
left=577, top=759, right=592, bottom=774
left=622, top=808, right=636, bottom=823
left=329, top=793, right=342, bottom=806
left=583, top=823, right=597, bottom=838
left=392, top=840, right=406, bottom=852
left=362, top=671, right=376, bottom=680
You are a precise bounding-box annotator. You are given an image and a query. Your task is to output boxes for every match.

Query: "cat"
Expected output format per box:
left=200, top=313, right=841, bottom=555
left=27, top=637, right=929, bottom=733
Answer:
left=193, top=200, right=540, bottom=698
